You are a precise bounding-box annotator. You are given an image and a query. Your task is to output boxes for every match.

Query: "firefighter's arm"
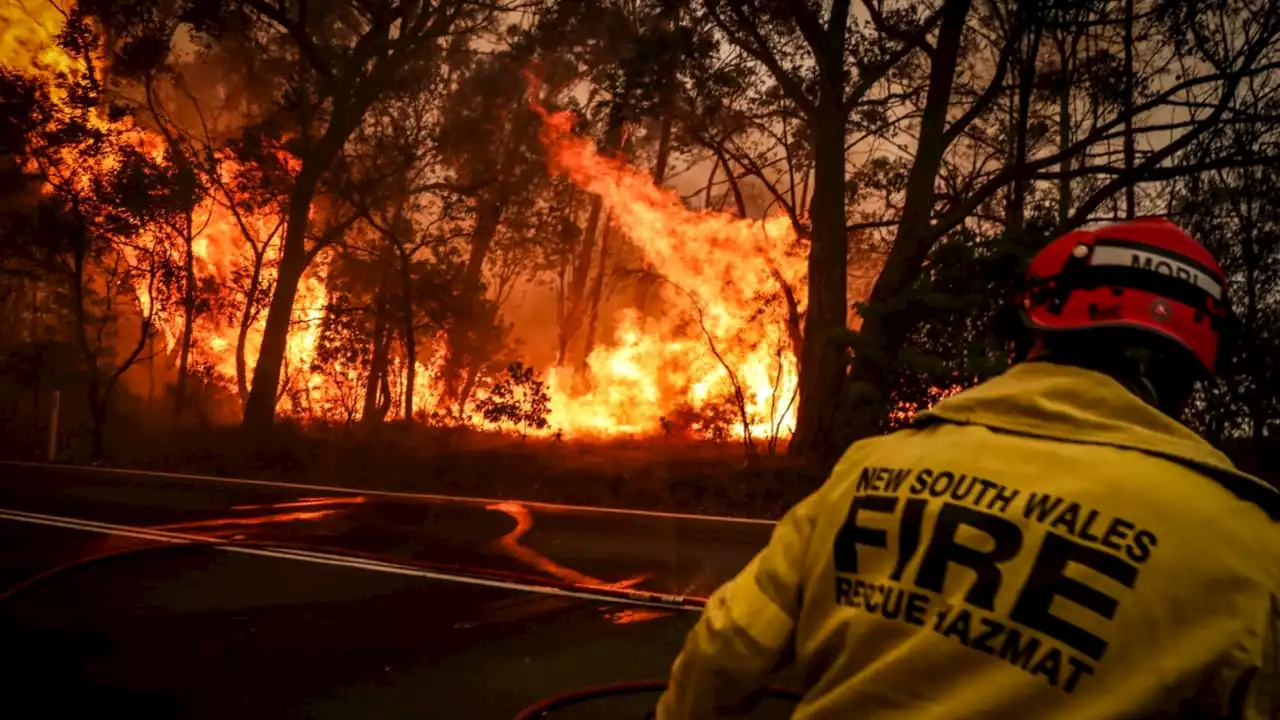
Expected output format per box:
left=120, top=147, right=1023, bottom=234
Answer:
left=1194, top=591, right=1279, bottom=720
left=1229, top=592, right=1279, bottom=720
left=655, top=487, right=825, bottom=719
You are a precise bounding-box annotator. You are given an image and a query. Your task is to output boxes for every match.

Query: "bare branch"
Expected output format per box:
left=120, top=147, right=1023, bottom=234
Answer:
left=1033, top=155, right=1280, bottom=181
left=241, top=0, right=336, bottom=83
left=941, top=24, right=1019, bottom=150
left=845, top=5, right=946, bottom=114
left=863, top=0, right=935, bottom=59
left=930, top=56, right=1280, bottom=243
left=847, top=219, right=901, bottom=231
left=704, top=0, right=817, bottom=117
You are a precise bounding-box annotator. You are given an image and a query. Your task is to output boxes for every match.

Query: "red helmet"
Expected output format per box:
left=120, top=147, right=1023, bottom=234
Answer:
left=1020, top=218, right=1231, bottom=375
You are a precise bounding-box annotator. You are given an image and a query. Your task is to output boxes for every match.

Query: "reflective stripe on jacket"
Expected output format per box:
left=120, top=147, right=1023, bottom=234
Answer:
left=657, top=361, right=1279, bottom=719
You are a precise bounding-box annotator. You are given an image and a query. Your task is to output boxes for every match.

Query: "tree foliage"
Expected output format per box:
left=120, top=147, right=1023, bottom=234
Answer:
left=0, top=61, right=175, bottom=457
left=1173, top=124, right=1280, bottom=463
left=476, top=362, right=552, bottom=438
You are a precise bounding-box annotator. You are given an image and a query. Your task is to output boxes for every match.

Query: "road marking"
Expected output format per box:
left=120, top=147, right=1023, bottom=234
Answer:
left=0, top=506, right=704, bottom=611
left=0, top=461, right=779, bottom=525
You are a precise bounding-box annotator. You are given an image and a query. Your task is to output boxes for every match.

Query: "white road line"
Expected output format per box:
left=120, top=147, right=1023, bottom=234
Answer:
left=0, top=506, right=703, bottom=612
left=0, top=461, right=779, bottom=526
left=0, top=510, right=188, bottom=544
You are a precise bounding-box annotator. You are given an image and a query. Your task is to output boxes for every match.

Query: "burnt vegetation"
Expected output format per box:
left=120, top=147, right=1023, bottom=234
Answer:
left=0, top=0, right=1276, bottom=512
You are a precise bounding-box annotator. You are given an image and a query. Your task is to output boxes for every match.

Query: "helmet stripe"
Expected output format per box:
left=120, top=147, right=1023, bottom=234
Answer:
left=1090, top=244, right=1225, bottom=300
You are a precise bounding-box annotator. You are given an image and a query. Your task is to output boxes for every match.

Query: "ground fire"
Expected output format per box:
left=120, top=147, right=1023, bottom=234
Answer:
left=1, top=0, right=807, bottom=442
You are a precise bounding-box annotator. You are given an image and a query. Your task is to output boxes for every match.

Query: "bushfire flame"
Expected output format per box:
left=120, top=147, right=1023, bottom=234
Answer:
left=535, top=100, right=806, bottom=438
left=3, top=1, right=806, bottom=440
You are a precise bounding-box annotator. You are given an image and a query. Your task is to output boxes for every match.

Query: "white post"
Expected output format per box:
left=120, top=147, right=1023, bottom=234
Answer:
left=47, top=390, right=60, bottom=463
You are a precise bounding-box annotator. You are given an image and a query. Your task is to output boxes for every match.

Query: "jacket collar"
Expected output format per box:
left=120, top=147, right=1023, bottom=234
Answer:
left=918, top=362, right=1277, bottom=516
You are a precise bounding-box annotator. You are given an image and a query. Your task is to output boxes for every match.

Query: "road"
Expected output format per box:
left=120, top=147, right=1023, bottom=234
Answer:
left=0, top=462, right=795, bottom=719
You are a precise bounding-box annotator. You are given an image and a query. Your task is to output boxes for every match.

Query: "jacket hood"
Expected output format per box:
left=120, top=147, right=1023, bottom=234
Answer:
left=919, top=361, right=1278, bottom=515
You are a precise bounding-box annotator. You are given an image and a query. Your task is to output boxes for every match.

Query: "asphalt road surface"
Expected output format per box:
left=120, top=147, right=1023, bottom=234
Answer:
left=0, top=462, right=798, bottom=719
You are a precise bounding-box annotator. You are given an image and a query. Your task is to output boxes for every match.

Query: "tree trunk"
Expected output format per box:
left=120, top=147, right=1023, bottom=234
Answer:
left=559, top=195, right=605, bottom=365
left=398, top=248, right=417, bottom=421
left=378, top=361, right=391, bottom=418
left=242, top=216, right=310, bottom=433
left=650, top=0, right=679, bottom=187
left=789, top=98, right=849, bottom=456
left=824, top=0, right=974, bottom=458
left=362, top=283, right=390, bottom=425
left=68, top=225, right=105, bottom=460
left=28, top=291, right=41, bottom=420
left=404, top=333, right=417, bottom=421
left=1239, top=210, right=1264, bottom=457
left=1010, top=29, right=1042, bottom=233
left=146, top=78, right=199, bottom=420
left=653, top=116, right=673, bottom=186
left=786, top=0, right=855, bottom=458
left=242, top=101, right=363, bottom=433
left=457, top=365, right=481, bottom=419
left=236, top=253, right=264, bottom=408
left=462, top=193, right=506, bottom=298
left=88, top=388, right=106, bottom=461
left=580, top=217, right=616, bottom=372
left=442, top=193, right=505, bottom=407
left=1122, top=0, right=1136, bottom=219
left=1056, top=36, right=1073, bottom=225
left=174, top=234, right=196, bottom=418
left=148, top=331, right=156, bottom=409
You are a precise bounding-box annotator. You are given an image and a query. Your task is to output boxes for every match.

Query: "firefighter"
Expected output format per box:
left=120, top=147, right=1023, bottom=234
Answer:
left=657, top=218, right=1279, bottom=719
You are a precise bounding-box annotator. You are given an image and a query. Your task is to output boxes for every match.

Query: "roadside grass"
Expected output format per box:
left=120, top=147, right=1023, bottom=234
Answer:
left=2, top=418, right=824, bottom=519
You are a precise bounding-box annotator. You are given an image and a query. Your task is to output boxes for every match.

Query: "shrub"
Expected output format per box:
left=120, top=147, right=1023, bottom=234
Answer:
left=475, top=361, right=551, bottom=439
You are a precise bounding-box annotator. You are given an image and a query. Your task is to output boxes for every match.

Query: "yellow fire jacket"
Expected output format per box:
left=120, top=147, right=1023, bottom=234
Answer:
left=657, top=361, right=1279, bottom=719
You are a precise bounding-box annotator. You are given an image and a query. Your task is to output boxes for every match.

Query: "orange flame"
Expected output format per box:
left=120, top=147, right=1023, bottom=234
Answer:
left=1, top=1, right=357, bottom=419
left=0, top=1, right=76, bottom=78
left=533, top=97, right=806, bottom=439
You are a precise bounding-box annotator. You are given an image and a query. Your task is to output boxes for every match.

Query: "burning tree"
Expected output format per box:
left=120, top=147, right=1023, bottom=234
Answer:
left=63, top=0, right=528, bottom=433
left=0, top=57, right=175, bottom=457
left=528, top=92, right=806, bottom=441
